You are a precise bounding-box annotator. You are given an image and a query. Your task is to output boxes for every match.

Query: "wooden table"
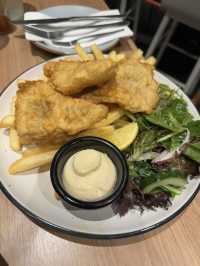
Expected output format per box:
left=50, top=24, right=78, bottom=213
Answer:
left=0, top=1, right=200, bottom=266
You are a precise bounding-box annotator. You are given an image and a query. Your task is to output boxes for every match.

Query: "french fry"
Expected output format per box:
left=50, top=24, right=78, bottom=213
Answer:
left=75, top=43, right=90, bottom=61
left=92, top=109, right=124, bottom=128
left=109, top=51, right=117, bottom=58
left=22, top=144, right=62, bottom=157
left=38, top=164, right=52, bottom=173
left=9, top=150, right=57, bottom=174
left=132, top=48, right=156, bottom=66
left=86, top=54, right=95, bottom=60
left=141, top=56, right=156, bottom=66
left=132, top=49, right=143, bottom=60
left=0, top=115, right=15, bottom=128
left=9, top=128, right=21, bottom=151
left=16, top=79, right=26, bottom=85
left=91, top=44, right=104, bottom=60
left=0, top=95, right=16, bottom=129
left=78, top=126, right=114, bottom=138
left=109, top=51, right=125, bottom=62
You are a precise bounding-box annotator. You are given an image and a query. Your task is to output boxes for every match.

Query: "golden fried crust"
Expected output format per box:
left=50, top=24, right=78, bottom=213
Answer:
left=83, top=57, right=159, bottom=114
left=43, top=59, right=116, bottom=95
left=15, top=80, right=108, bottom=144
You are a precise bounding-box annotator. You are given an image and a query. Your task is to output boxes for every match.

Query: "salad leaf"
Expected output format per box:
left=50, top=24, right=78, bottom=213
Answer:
left=161, top=131, right=186, bottom=151
left=131, top=129, right=162, bottom=160
left=146, top=98, right=193, bottom=132
left=191, top=143, right=200, bottom=149
left=144, top=84, right=193, bottom=131
left=184, top=142, right=200, bottom=163
left=125, top=111, right=151, bottom=130
left=143, top=177, right=186, bottom=194
left=131, top=161, right=156, bottom=178
left=112, top=180, right=171, bottom=215
left=169, top=156, right=199, bottom=176
left=157, top=84, right=177, bottom=107
left=128, top=161, right=187, bottom=196
left=159, top=185, right=181, bottom=197
left=186, top=120, right=200, bottom=137
left=139, top=169, right=186, bottom=190
left=128, top=161, right=138, bottom=177
left=135, top=116, right=152, bottom=130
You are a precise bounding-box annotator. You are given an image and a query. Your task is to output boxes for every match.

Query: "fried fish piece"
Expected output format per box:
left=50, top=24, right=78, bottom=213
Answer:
left=43, top=59, right=116, bottom=95
left=83, top=54, right=159, bottom=114
left=15, top=80, right=108, bottom=144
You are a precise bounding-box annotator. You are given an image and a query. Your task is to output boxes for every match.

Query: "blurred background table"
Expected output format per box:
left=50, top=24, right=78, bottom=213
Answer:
left=0, top=1, right=200, bottom=266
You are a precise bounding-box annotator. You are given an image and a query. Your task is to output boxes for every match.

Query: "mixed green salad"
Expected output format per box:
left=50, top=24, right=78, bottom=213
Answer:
left=113, top=84, right=200, bottom=216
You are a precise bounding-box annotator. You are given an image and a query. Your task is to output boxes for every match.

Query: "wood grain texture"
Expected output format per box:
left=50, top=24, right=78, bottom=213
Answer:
left=0, top=1, right=200, bottom=266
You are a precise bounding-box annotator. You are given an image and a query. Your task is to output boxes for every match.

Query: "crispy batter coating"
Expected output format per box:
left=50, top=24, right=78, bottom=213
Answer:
left=43, top=59, right=116, bottom=95
left=15, top=80, right=108, bottom=144
left=83, top=55, right=159, bottom=114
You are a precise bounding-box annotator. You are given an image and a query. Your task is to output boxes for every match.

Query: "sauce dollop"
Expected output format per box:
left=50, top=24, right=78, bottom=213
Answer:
left=62, top=149, right=117, bottom=201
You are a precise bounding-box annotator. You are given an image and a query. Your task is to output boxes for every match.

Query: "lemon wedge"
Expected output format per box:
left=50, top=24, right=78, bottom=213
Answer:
left=104, top=122, right=139, bottom=150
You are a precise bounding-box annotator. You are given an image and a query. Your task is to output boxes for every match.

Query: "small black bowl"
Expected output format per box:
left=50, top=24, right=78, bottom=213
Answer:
left=50, top=136, right=128, bottom=209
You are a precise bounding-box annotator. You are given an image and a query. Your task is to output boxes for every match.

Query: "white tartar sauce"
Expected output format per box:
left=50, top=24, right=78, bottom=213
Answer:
left=62, top=149, right=117, bottom=201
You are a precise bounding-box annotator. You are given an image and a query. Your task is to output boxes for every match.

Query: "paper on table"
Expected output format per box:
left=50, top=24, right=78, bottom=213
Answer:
left=24, top=9, right=133, bottom=47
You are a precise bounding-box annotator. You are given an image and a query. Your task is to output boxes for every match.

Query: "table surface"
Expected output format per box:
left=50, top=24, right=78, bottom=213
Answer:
left=0, top=1, right=200, bottom=266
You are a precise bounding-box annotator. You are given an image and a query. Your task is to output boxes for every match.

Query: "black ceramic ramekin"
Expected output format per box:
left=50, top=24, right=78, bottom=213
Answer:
left=50, top=136, right=128, bottom=209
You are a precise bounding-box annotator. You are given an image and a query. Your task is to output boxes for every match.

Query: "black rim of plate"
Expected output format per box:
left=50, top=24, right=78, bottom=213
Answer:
left=0, top=59, right=200, bottom=240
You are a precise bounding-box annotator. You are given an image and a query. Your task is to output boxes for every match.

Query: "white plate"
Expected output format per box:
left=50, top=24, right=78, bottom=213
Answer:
left=0, top=56, right=200, bottom=239
left=31, top=5, right=119, bottom=55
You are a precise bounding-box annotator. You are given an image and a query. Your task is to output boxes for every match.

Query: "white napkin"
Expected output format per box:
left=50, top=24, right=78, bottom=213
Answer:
left=24, top=9, right=133, bottom=48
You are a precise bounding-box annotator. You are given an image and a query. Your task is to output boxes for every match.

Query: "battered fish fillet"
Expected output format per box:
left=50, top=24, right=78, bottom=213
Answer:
left=83, top=54, right=159, bottom=114
left=43, top=59, right=116, bottom=95
left=15, top=80, right=108, bottom=144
